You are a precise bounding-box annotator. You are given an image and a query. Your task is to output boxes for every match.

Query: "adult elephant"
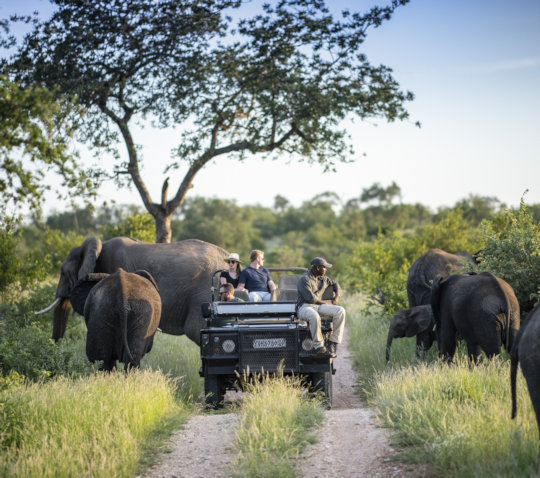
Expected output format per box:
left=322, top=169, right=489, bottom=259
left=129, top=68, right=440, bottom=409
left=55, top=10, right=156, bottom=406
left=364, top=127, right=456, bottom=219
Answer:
left=72, top=268, right=161, bottom=371
left=398, top=249, right=476, bottom=357
left=406, top=248, right=476, bottom=308
left=385, top=305, right=434, bottom=362
left=511, top=304, right=540, bottom=471
left=37, top=236, right=228, bottom=345
left=430, top=272, right=520, bottom=362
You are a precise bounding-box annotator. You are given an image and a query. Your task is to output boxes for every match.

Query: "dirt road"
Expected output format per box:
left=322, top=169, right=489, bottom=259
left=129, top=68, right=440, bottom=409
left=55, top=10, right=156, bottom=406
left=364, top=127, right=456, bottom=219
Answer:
left=142, top=332, right=422, bottom=477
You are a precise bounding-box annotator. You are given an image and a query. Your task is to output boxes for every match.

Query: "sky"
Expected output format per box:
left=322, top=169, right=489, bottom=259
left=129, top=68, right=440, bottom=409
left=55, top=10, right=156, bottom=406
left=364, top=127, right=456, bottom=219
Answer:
left=3, top=0, right=540, bottom=216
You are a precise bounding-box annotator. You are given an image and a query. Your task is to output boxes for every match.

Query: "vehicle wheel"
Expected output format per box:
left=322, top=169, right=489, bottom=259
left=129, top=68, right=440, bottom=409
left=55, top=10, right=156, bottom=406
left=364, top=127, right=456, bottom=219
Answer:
left=310, top=371, right=333, bottom=408
left=205, top=374, right=224, bottom=409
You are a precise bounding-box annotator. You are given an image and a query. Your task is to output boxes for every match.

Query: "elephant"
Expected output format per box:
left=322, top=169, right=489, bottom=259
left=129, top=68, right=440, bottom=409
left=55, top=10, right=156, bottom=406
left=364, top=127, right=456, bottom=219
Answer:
left=511, top=303, right=540, bottom=469
left=36, top=236, right=228, bottom=345
left=406, top=248, right=476, bottom=308
left=395, top=249, right=476, bottom=357
left=71, top=268, right=161, bottom=371
left=385, top=305, right=435, bottom=362
left=430, top=272, right=520, bottom=362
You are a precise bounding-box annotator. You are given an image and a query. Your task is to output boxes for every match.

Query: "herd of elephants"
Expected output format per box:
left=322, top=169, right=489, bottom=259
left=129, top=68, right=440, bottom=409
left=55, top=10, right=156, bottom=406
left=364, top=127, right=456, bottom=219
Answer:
left=36, top=235, right=540, bottom=461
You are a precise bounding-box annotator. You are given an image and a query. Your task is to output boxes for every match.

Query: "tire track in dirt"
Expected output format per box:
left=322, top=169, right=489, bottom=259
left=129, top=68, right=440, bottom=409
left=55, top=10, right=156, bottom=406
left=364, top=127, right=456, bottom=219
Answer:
left=142, top=331, right=423, bottom=478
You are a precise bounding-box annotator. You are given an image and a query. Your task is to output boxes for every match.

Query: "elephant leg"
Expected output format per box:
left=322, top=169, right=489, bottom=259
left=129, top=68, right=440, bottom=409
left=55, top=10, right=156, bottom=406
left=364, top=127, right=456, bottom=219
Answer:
left=100, top=359, right=116, bottom=372
left=440, top=318, right=457, bottom=362
left=466, top=343, right=482, bottom=364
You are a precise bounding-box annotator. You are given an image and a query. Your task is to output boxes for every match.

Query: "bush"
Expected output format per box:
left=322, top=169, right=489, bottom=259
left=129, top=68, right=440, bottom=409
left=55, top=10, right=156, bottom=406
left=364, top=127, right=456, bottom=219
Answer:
left=477, top=197, right=540, bottom=316
left=0, top=283, right=92, bottom=381
left=102, top=213, right=156, bottom=242
left=339, top=210, right=482, bottom=313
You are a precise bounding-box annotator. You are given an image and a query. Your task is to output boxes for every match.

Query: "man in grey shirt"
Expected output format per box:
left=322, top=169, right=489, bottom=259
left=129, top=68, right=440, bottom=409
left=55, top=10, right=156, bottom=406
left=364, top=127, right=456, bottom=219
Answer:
left=297, top=257, right=346, bottom=357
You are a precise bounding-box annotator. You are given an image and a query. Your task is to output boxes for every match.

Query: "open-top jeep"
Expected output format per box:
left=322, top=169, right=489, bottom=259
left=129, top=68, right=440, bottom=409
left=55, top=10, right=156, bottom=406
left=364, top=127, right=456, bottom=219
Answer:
left=199, top=268, right=335, bottom=409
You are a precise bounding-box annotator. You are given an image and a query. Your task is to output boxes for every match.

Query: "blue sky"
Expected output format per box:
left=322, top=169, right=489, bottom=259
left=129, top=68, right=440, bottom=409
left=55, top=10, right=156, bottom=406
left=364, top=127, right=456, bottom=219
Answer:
left=3, top=0, right=540, bottom=214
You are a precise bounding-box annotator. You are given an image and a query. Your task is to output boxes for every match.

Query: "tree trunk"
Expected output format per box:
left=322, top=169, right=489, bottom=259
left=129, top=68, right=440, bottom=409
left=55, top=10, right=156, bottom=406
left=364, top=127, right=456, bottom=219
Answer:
left=154, top=211, right=172, bottom=244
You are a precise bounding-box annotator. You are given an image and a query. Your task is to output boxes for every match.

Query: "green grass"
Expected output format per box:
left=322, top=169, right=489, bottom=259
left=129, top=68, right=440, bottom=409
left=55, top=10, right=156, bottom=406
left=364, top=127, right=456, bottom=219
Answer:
left=231, top=373, right=325, bottom=478
left=344, top=294, right=539, bottom=477
left=141, top=330, right=203, bottom=403
left=0, top=370, right=190, bottom=477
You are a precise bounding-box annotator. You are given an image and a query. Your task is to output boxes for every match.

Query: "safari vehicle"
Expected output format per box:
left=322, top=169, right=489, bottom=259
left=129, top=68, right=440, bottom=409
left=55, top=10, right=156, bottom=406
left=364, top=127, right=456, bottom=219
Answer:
left=199, top=268, right=335, bottom=409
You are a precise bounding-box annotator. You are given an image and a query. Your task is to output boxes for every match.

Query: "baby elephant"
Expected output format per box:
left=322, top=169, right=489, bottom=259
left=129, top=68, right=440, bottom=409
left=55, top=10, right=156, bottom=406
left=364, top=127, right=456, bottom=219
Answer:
left=71, top=268, right=162, bottom=371
left=386, top=305, right=435, bottom=362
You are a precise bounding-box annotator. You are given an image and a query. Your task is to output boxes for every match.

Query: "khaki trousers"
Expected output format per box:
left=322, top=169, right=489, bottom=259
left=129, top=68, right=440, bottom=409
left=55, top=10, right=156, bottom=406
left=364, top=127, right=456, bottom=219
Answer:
left=298, top=303, right=346, bottom=348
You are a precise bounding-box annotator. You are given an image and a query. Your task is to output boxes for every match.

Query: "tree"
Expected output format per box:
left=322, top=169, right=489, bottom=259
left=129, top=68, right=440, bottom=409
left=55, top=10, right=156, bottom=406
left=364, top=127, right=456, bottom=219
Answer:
left=0, top=74, right=95, bottom=214
left=12, top=0, right=414, bottom=243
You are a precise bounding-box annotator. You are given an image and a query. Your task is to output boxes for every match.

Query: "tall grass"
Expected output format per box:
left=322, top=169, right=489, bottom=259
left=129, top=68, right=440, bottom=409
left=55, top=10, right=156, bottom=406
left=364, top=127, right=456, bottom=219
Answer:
left=141, top=330, right=203, bottom=403
left=0, top=370, right=189, bottom=477
left=231, top=374, right=324, bottom=478
left=344, top=294, right=539, bottom=477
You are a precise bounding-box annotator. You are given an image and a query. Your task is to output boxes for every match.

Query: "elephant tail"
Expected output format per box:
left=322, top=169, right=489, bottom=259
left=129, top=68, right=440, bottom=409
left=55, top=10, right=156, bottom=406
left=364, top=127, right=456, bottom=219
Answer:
left=121, top=296, right=136, bottom=367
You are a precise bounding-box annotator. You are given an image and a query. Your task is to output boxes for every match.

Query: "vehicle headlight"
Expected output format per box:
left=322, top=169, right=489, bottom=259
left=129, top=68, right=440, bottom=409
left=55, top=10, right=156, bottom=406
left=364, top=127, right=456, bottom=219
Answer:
left=301, top=337, right=314, bottom=351
left=222, top=339, right=236, bottom=353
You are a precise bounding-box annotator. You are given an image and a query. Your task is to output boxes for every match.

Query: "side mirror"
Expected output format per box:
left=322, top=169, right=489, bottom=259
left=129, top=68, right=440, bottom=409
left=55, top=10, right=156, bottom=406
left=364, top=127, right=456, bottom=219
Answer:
left=201, top=302, right=212, bottom=319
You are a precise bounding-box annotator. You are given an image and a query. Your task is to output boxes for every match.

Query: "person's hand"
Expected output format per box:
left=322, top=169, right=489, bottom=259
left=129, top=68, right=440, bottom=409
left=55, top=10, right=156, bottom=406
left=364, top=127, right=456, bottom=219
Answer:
left=331, top=297, right=339, bottom=305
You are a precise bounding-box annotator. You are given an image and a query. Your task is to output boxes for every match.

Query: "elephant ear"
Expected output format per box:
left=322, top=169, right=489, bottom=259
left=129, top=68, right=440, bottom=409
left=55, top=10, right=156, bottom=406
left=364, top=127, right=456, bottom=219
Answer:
left=69, top=273, right=109, bottom=316
left=134, top=269, right=159, bottom=292
left=405, top=306, right=434, bottom=336
left=77, top=237, right=103, bottom=281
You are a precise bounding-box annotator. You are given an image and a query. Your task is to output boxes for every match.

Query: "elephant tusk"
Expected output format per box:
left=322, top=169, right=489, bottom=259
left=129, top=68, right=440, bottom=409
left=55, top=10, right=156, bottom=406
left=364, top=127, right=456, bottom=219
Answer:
left=35, top=297, right=61, bottom=315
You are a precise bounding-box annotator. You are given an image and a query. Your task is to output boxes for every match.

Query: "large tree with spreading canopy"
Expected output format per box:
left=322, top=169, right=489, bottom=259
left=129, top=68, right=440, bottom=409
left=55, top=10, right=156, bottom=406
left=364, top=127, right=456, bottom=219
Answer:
left=11, top=0, right=414, bottom=242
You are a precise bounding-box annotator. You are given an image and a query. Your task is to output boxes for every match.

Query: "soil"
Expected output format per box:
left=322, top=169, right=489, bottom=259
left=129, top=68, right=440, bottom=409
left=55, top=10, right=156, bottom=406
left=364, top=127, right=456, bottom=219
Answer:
left=141, top=332, right=427, bottom=478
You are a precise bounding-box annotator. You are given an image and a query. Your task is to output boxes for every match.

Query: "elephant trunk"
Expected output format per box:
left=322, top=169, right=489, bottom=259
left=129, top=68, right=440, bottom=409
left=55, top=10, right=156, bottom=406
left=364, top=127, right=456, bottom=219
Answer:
left=386, top=330, right=395, bottom=362
left=52, top=298, right=72, bottom=342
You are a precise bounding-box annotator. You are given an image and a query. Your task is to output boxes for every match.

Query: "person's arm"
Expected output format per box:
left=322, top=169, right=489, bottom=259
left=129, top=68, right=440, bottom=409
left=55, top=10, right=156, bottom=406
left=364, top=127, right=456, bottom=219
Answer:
left=220, top=276, right=227, bottom=286
left=237, top=270, right=248, bottom=292
left=331, top=279, right=341, bottom=305
left=267, top=280, right=277, bottom=293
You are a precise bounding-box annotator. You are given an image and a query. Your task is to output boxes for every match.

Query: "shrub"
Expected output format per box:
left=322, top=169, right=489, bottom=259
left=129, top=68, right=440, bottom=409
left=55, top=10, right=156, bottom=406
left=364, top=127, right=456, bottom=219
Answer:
left=102, top=212, right=156, bottom=242
left=477, top=196, right=540, bottom=316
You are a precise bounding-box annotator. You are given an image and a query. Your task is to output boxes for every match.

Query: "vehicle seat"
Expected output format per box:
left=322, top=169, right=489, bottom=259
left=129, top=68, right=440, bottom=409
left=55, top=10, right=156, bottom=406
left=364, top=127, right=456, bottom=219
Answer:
left=276, top=289, right=297, bottom=301
left=278, top=275, right=301, bottom=289
left=234, top=290, right=250, bottom=301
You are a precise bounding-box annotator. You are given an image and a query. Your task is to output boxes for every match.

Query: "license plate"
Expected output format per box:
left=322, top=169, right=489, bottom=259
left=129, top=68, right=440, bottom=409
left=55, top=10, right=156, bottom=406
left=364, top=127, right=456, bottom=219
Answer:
left=252, top=337, right=287, bottom=349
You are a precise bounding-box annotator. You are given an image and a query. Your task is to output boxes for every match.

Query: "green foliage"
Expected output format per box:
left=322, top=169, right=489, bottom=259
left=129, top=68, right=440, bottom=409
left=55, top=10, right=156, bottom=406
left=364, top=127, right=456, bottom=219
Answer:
left=477, top=197, right=540, bottom=315
left=232, top=373, right=324, bottom=478
left=0, top=283, right=92, bottom=380
left=102, top=213, right=156, bottom=243
left=0, top=370, right=189, bottom=477
left=0, top=74, right=96, bottom=213
left=0, top=213, right=21, bottom=295
left=174, top=197, right=264, bottom=251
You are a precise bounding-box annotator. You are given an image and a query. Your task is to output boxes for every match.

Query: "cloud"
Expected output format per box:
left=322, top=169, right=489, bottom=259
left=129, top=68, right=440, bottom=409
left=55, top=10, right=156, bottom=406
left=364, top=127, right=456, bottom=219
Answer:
left=474, top=57, right=540, bottom=74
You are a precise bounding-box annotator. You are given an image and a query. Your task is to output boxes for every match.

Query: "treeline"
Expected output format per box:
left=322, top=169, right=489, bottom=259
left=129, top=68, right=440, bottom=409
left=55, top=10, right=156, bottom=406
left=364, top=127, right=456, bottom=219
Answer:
left=2, top=189, right=539, bottom=313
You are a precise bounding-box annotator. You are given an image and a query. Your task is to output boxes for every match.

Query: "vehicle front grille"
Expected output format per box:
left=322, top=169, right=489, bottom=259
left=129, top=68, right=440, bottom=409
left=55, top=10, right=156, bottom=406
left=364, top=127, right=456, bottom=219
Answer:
left=239, top=328, right=298, bottom=373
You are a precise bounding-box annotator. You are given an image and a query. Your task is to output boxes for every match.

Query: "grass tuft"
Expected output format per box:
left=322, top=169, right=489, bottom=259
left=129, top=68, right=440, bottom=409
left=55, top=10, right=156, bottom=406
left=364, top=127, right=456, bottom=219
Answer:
left=231, top=373, right=324, bottom=478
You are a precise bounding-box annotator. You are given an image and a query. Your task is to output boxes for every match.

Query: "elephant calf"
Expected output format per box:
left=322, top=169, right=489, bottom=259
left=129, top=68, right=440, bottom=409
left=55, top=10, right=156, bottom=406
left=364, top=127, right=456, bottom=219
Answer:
left=71, top=268, right=162, bottom=371
left=511, top=304, right=540, bottom=470
left=386, top=305, right=435, bottom=362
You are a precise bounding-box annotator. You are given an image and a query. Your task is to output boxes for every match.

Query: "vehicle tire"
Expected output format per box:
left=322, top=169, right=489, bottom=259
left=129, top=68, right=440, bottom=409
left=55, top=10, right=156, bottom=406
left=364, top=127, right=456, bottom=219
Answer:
left=310, top=371, right=333, bottom=408
left=205, top=374, right=224, bottom=409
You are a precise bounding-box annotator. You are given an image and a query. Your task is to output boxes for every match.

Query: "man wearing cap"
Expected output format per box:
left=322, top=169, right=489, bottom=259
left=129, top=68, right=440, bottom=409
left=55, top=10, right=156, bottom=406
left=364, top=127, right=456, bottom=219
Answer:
left=296, top=257, right=346, bottom=357
left=238, top=249, right=276, bottom=301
